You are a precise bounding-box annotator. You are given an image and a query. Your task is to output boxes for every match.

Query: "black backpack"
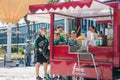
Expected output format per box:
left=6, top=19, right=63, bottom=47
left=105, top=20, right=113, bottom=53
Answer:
left=38, top=40, right=50, bottom=59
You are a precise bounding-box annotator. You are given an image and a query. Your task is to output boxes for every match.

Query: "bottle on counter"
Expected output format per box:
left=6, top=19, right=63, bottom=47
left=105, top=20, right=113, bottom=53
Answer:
left=96, top=37, right=102, bottom=46
left=96, top=39, right=100, bottom=46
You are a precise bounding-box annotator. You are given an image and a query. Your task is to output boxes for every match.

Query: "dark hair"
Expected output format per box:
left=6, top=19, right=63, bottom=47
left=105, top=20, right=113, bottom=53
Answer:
left=89, top=26, right=97, bottom=33
left=40, top=27, right=46, bottom=31
left=57, top=25, right=63, bottom=29
left=89, top=26, right=94, bottom=29
left=54, top=33, right=60, bottom=36
left=93, top=26, right=97, bottom=33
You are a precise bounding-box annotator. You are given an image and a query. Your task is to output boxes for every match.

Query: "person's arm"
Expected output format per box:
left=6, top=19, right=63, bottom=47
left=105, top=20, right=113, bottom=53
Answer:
left=35, top=37, right=43, bottom=52
left=87, top=31, right=90, bottom=39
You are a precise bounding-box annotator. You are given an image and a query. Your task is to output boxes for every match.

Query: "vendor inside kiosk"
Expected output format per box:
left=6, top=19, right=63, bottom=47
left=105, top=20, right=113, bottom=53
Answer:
left=52, top=13, right=113, bottom=54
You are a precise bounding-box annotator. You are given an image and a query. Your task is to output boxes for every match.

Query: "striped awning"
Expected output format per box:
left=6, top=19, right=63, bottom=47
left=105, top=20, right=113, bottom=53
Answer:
left=28, top=0, right=113, bottom=22
left=29, top=0, right=93, bottom=13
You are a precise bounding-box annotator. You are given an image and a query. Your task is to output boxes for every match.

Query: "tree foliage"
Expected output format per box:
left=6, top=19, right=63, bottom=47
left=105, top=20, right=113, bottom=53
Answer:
left=18, top=48, right=24, bottom=55
left=11, top=45, right=18, bottom=53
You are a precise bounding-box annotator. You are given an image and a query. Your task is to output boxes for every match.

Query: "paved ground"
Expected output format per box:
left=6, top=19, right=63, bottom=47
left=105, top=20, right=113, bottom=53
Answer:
left=0, top=58, right=120, bottom=80
left=0, top=57, right=49, bottom=80
left=0, top=66, right=49, bottom=80
left=0, top=57, right=50, bottom=80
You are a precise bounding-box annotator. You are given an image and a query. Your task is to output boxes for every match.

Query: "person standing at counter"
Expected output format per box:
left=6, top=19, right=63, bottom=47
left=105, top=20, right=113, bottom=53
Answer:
left=69, top=31, right=77, bottom=46
left=87, top=26, right=98, bottom=46
left=92, top=26, right=98, bottom=40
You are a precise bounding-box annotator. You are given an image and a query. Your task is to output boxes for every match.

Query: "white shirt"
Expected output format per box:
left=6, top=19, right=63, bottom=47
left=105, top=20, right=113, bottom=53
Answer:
left=87, top=31, right=98, bottom=45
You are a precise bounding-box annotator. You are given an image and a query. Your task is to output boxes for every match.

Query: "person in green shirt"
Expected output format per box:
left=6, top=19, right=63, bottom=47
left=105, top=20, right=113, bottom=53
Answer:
left=35, top=27, right=49, bottom=80
left=56, top=25, right=65, bottom=42
left=54, top=33, right=60, bottom=45
left=64, top=33, right=70, bottom=45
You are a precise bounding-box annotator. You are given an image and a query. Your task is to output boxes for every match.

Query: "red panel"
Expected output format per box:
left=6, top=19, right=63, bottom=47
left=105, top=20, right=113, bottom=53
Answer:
left=88, top=46, right=113, bottom=62
left=53, top=46, right=77, bottom=60
left=53, top=46, right=113, bottom=62
left=52, top=45, right=113, bottom=79
left=51, top=60, right=113, bottom=80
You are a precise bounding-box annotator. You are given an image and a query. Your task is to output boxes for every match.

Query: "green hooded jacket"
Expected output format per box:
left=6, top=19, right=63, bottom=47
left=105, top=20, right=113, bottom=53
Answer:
left=35, top=34, right=49, bottom=54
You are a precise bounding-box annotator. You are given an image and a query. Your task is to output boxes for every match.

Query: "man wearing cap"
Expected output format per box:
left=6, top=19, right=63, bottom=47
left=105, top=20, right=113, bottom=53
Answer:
left=35, top=27, right=49, bottom=80
left=25, top=39, right=31, bottom=66
left=70, top=31, right=77, bottom=41
left=68, top=31, right=77, bottom=46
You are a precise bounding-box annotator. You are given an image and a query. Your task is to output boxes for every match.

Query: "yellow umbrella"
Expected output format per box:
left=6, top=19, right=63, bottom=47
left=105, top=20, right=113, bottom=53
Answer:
left=0, top=0, right=50, bottom=24
left=0, top=0, right=50, bottom=61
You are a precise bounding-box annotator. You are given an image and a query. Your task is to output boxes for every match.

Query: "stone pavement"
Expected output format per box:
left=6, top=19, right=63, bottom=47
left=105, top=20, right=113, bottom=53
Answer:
left=0, top=65, right=50, bottom=80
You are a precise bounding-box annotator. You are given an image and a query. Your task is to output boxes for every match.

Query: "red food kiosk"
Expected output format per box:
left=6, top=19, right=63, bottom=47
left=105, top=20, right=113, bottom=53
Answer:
left=28, top=0, right=120, bottom=80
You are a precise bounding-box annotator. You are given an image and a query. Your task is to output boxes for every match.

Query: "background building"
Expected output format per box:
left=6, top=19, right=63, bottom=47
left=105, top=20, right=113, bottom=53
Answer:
left=0, top=20, right=64, bottom=47
left=0, top=19, right=104, bottom=46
